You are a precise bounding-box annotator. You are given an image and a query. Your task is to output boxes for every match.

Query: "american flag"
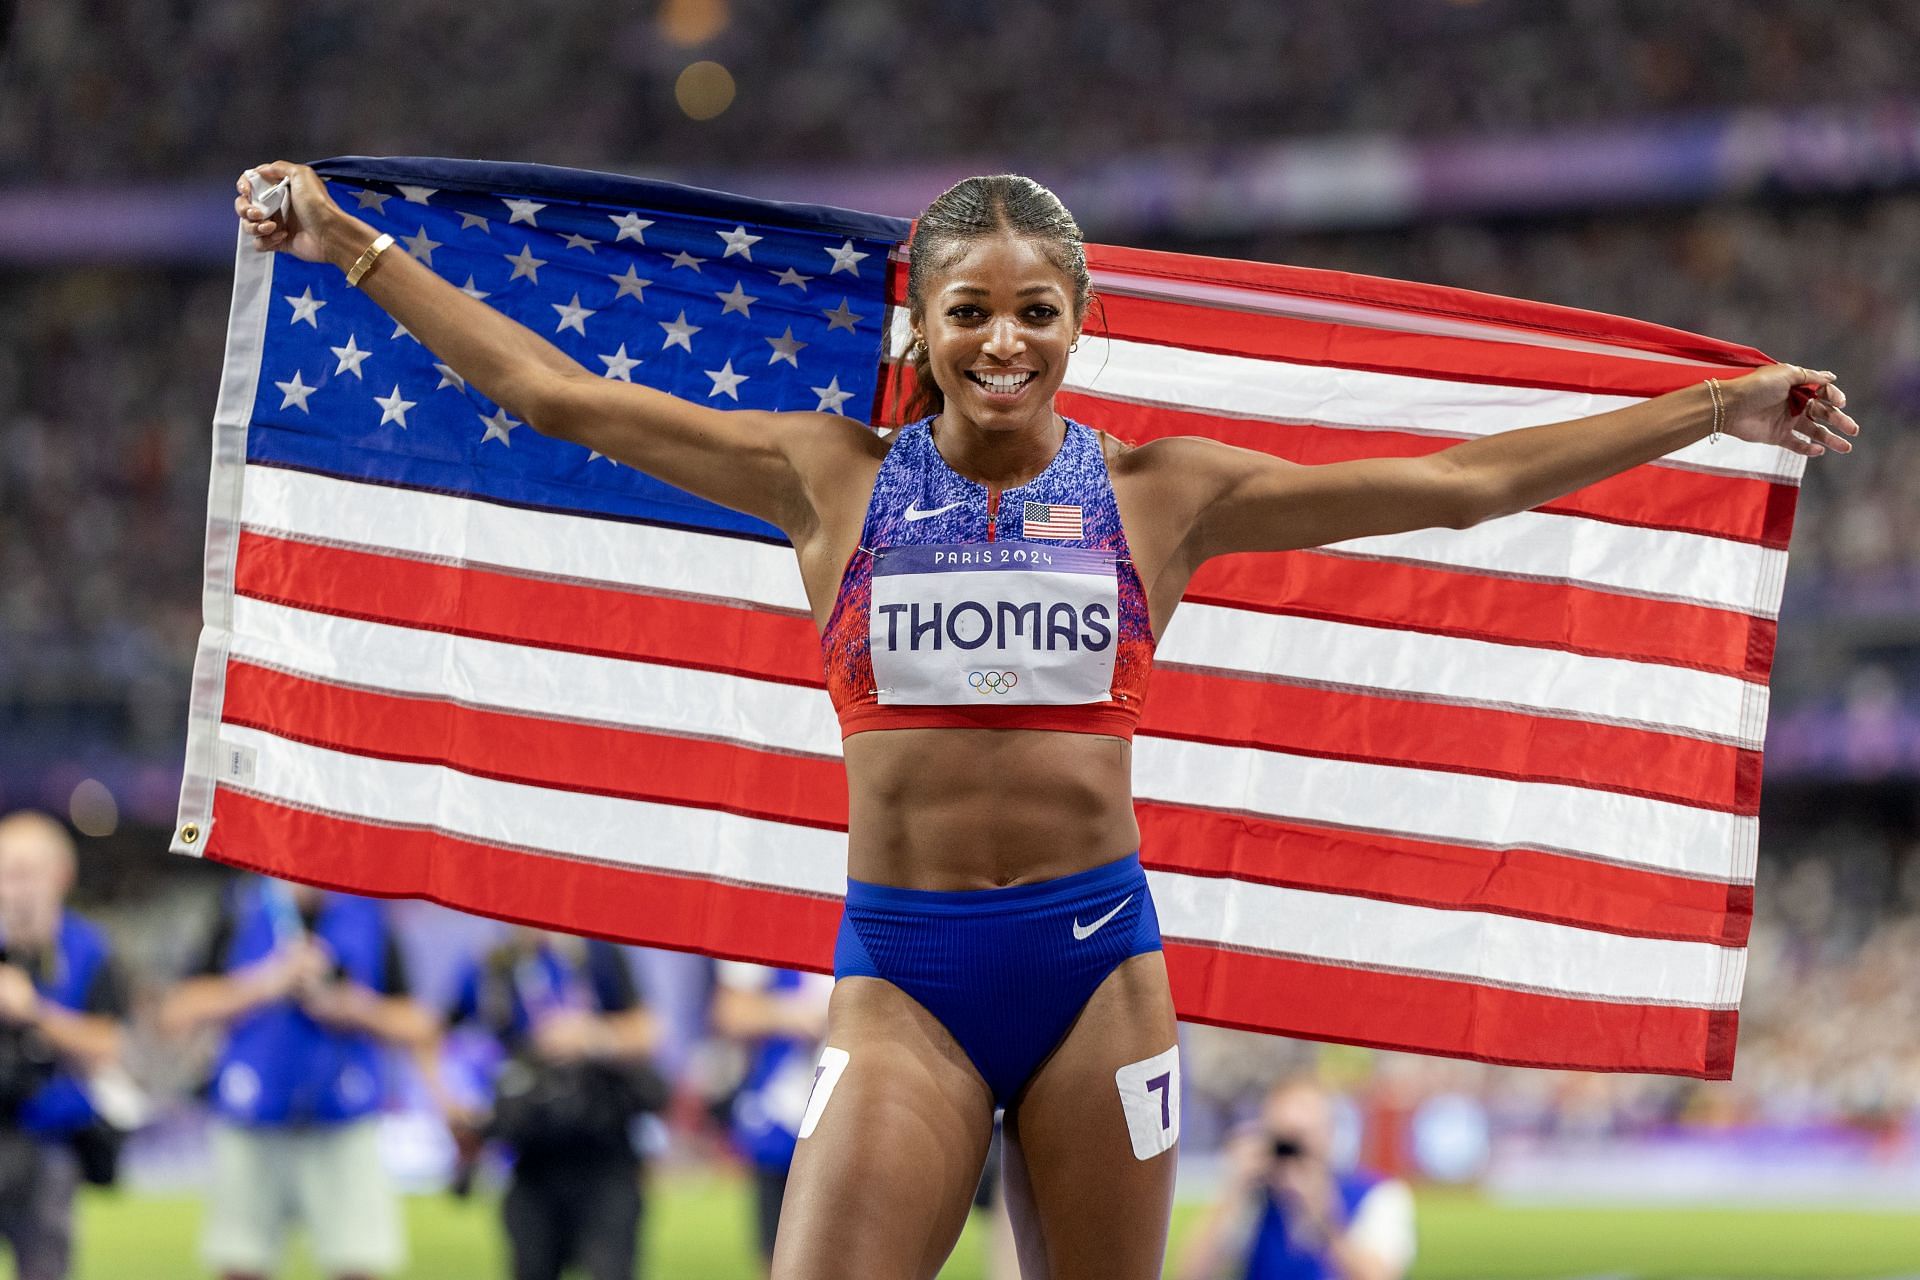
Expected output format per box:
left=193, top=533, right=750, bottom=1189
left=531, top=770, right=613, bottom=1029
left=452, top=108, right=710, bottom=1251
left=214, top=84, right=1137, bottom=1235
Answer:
left=175, top=156, right=1794, bottom=1078
left=1022, top=500, right=1085, bottom=540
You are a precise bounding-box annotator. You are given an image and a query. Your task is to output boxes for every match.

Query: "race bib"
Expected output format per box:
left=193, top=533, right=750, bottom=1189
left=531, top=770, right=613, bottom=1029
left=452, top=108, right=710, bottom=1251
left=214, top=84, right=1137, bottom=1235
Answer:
left=869, top=543, right=1119, bottom=705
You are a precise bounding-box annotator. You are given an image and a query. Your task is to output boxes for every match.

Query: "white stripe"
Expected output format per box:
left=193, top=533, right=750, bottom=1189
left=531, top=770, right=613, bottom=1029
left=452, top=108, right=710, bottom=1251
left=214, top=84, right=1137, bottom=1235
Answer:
left=1147, top=871, right=1747, bottom=1008
left=213, top=724, right=848, bottom=896
left=214, top=724, right=1743, bottom=1007
left=887, top=311, right=1800, bottom=483
left=228, top=596, right=846, bottom=758
left=241, top=464, right=811, bottom=613
left=1160, top=604, right=1767, bottom=748
left=1132, top=736, right=1756, bottom=884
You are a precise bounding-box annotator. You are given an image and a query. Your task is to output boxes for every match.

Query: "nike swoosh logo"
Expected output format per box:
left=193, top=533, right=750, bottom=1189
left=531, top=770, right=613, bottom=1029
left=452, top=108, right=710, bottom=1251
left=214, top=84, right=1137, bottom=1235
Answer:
left=904, top=500, right=963, bottom=522
left=1073, top=894, right=1134, bottom=941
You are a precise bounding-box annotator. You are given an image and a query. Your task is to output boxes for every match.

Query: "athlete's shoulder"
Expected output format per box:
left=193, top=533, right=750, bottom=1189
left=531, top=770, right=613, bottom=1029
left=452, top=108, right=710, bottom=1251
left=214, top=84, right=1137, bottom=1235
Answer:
left=777, top=410, right=892, bottom=465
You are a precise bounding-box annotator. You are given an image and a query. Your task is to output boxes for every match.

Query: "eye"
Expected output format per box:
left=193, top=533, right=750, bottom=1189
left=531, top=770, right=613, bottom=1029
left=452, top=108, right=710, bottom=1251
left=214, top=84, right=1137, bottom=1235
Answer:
left=1026, top=305, right=1061, bottom=321
left=946, top=304, right=984, bottom=320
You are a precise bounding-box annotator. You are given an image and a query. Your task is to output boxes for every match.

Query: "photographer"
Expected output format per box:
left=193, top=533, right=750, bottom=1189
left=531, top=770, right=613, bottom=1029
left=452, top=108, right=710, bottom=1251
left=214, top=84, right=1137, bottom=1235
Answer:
left=1177, top=1076, right=1415, bottom=1280
left=0, top=811, right=129, bottom=1280
left=440, top=929, right=661, bottom=1280
left=158, top=877, right=432, bottom=1280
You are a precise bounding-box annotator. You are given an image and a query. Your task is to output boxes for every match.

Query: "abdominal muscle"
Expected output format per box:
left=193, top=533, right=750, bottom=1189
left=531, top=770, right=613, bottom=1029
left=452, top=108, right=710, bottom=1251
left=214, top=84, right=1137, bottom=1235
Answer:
left=841, top=727, right=1141, bottom=890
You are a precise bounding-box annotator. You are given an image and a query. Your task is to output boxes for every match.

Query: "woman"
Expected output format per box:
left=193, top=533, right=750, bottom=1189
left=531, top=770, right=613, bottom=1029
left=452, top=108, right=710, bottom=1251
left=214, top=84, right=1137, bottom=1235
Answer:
left=234, top=163, right=1857, bottom=1279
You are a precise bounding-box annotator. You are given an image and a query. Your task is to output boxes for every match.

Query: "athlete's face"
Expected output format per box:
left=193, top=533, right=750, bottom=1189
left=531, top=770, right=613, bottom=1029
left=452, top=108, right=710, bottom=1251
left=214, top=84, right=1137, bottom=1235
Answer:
left=915, top=233, right=1081, bottom=434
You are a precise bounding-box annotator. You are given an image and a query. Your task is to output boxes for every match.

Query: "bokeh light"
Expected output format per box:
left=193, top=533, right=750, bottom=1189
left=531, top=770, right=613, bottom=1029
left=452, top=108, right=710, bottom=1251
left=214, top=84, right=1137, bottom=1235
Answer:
left=674, top=61, right=736, bottom=121
left=658, top=0, right=730, bottom=47
left=68, top=777, right=119, bottom=838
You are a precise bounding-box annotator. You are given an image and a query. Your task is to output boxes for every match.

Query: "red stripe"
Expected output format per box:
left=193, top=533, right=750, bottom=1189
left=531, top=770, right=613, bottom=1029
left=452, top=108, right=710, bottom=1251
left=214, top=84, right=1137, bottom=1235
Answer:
left=206, top=789, right=843, bottom=972
left=1142, top=668, right=1760, bottom=815
left=220, top=661, right=850, bottom=830
left=198, top=793, right=1733, bottom=1077
left=233, top=530, right=828, bottom=688
left=219, top=660, right=1745, bottom=946
left=1163, top=941, right=1736, bottom=1078
left=1138, top=803, right=1751, bottom=947
left=1064, top=392, right=1796, bottom=550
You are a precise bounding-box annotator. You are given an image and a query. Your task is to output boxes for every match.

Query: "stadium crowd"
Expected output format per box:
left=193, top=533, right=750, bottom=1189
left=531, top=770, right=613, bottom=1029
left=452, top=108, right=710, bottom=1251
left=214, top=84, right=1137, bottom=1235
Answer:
left=4, top=0, right=1919, bottom=178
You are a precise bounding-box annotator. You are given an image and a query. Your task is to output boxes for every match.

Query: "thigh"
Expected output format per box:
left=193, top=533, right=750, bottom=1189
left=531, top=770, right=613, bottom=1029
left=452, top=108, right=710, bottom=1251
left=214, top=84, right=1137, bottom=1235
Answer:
left=572, top=1161, right=641, bottom=1280
left=200, top=1124, right=289, bottom=1278
left=296, top=1120, right=404, bottom=1279
left=1003, top=951, right=1179, bottom=1280
left=770, top=976, right=996, bottom=1280
left=502, top=1169, right=565, bottom=1280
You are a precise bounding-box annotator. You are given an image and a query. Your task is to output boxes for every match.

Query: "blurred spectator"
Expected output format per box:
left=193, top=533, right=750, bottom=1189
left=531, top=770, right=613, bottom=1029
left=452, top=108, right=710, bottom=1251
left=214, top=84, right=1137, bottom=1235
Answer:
left=439, top=930, right=663, bottom=1280
left=157, top=878, right=431, bottom=1280
left=0, top=811, right=130, bottom=1280
left=1177, top=1075, right=1415, bottom=1280
left=706, top=962, right=831, bottom=1270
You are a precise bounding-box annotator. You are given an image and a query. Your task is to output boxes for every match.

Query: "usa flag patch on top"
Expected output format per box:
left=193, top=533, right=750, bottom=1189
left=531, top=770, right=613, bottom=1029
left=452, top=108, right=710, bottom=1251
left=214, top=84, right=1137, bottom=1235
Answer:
left=1023, top=501, right=1083, bottom=540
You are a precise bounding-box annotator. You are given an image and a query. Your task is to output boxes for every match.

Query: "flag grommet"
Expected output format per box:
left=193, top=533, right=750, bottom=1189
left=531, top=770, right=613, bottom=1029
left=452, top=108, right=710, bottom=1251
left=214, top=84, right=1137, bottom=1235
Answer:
left=179, top=823, right=200, bottom=846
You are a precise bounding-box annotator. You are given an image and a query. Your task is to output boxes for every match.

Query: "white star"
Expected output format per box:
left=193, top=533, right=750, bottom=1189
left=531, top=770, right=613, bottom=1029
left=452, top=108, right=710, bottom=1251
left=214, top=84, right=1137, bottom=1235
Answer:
left=766, top=327, right=807, bottom=368
left=606, top=264, right=651, bottom=302
left=551, top=293, right=596, bottom=336
left=597, top=343, right=641, bottom=381
left=770, top=266, right=813, bottom=290
left=587, top=450, right=619, bottom=466
left=664, top=249, right=706, bottom=273
left=714, top=281, right=759, bottom=317
left=825, top=240, right=869, bottom=276
left=811, top=376, right=854, bottom=415
left=459, top=212, right=492, bottom=233
left=717, top=224, right=764, bottom=260
left=284, top=287, right=326, bottom=328
left=398, top=185, right=437, bottom=205
left=433, top=363, right=466, bottom=392
left=705, top=359, right=749, bottom=400
left=330, top=334, right=372, bottom=379
left=352, top=189, right=391, bottom=213
left=400, top=225, right=441, bottom=265
left=504, top=244, right=547, bottom=284
left=562, top=232, right=597, bottom=253
left=391, top=318, right=414, bottom=342
left=374, top=385, right=416, bottom=428
left=821, top=297, right=862, bottom=332
left=479, top=406, right=521, bottom=446
left=609, top=212, right=654, bottom=244
left=458, top=274, right=491, bottom=301
left=274, top=370, right=317, bottom=412
left=659, top=311, right=701, bottom=352
left=502, top=198, right=546, bottom=226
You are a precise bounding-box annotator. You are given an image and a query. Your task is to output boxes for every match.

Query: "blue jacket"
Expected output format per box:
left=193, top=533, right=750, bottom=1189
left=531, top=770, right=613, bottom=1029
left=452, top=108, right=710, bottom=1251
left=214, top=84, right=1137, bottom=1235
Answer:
left=16, top=913, right=114, bottom=1137
left=1244, top=1169, right=1387, bottom=1280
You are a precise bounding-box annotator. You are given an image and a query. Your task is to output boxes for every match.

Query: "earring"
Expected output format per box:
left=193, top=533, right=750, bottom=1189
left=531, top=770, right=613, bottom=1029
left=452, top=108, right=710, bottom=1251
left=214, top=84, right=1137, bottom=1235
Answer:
left=912, top=336, right=927, bottom=356
left=1069, top=340, right=1081, bottom=353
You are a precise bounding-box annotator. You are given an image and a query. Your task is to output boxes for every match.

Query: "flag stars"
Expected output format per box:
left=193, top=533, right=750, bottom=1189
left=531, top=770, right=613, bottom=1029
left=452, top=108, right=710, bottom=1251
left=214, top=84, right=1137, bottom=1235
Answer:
left=664, top=249, right=707, bottom=273
left=561, top=232, right=597, bottom=253
left=398, top=185, right=437, bottom=205
left=606, top=265, right=651, bottom=302
left=597, top=343, right=641, bottom=381
left=283, top=287, right=326, bottom=328
left=433, top=363, right=467, bottom=392
left=715, top=281, right=758, bottom=317
left=459, top=212, right=492, bottom=233
left=352, top=189, right=392, bottom=213
left=811, top=376, right=853, bottom=415
left=274, top=370, right=317, bottom=412
left=659, top=311, right=701, bottom=352
left=821, top=297, right=862, bottom=332
left=479, top=406, right=521, bottom=446
left=609, top=212, right=654, bottom=244
left=705, top=360, right=749, bottom=400
left=502, top=198, right=546, bottom=226
left=330, top=334, right=372, bottom=379
left=392, top=319, right=414, bottom=342
left=717, top=224, right=763, bottom=260
left=400, top=226, right=442, bottom=265
left=504, top=244, right=547, bottom=284
left=457, top=275, right=491, bottom=301
left=375, top=385, right=417, bottom=428
left=766, top=327, right=807, bottom=368
left=825, top=240, right=869, bottom=276
left=769, top=266, right=813, bottom=291
left=551, top=293, right=596, bottom=336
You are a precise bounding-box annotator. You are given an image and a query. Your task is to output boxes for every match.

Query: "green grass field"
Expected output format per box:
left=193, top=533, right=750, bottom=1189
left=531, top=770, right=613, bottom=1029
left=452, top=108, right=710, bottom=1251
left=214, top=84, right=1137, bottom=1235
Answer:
left=66, top=1174, right=1920, bottom=1279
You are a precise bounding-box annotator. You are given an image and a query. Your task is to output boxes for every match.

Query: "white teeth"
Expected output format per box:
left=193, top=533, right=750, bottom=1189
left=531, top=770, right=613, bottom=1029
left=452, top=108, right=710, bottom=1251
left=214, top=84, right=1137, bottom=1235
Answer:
left=975, top=372, right=1033, bottom=393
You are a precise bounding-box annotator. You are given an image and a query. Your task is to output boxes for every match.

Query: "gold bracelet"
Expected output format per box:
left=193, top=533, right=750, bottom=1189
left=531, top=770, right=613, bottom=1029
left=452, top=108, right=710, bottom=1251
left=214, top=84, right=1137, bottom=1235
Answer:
left=344, top=232, right=395, bottom=288
left=1704, top=378, right=1724, bottom=445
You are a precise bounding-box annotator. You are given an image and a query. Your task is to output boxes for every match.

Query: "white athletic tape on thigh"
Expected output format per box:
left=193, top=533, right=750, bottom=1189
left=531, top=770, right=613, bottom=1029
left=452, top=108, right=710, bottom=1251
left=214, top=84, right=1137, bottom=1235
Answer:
left=1114, top=1045, right=1180, bottom=1161
left=797, top=1046, right=851, bottom=1140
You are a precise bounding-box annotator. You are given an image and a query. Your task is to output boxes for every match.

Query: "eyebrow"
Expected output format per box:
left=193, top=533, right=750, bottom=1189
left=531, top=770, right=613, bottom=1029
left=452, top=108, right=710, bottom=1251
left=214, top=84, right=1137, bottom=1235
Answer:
left=944, top=284, right=1063, bottom=298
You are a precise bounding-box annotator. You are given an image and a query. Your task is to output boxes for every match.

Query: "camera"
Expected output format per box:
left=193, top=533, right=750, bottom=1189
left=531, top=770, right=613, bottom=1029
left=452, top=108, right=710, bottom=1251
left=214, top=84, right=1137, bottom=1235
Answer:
left=1270, top=1135, right=1305, bottom=1161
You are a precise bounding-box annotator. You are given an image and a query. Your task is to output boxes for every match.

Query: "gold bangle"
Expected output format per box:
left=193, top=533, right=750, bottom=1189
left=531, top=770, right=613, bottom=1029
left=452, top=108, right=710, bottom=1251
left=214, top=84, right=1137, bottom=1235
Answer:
left=1704, top=378, right=1724, bottom=445
left=345, top=232, right=395, bottom=288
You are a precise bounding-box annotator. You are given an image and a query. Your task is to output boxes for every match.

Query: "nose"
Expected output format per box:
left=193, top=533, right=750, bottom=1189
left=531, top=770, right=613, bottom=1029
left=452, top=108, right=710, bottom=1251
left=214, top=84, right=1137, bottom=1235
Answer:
left=981, top=316, right=1024, bottom=361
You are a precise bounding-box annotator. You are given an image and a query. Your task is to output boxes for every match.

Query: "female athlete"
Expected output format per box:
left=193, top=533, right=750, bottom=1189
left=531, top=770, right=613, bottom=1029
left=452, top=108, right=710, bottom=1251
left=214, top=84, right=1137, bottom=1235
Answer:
left=234, top=163, right=1857, bottom=1279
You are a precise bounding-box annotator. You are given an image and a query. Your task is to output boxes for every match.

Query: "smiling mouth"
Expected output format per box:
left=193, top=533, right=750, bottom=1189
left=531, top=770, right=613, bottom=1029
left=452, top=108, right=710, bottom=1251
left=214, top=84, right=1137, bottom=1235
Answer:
left=966, top=370, right=1036, bottom=396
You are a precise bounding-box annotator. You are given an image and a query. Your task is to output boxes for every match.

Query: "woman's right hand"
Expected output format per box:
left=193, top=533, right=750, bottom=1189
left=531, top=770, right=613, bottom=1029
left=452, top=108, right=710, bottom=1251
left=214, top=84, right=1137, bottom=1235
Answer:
left=233, top=161, right=354, bottom=265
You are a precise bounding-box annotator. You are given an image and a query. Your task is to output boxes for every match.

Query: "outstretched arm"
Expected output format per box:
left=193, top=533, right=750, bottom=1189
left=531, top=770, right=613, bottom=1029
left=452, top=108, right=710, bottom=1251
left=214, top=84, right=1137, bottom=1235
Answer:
left=235, top=162, right=869, bottom=540
left=1163, top=364, right=1856, bottom=563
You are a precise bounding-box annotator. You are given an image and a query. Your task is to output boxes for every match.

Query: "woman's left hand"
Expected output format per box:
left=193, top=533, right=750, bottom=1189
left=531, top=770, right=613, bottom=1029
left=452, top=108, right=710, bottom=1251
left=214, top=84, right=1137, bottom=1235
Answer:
left=1721, top=364, right=1859, bottom=457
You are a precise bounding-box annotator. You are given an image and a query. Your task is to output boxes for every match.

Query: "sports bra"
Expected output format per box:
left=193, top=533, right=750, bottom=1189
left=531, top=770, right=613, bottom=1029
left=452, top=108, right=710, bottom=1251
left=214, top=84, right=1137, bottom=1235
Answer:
left=821, top=415, right=1155, bottom=739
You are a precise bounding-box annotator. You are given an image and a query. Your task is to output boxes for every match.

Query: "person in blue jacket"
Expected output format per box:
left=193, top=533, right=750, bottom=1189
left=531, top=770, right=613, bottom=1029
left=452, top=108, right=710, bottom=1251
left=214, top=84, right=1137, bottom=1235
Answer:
left=0, top=811, right=130, bottom=1280
left=159, top=877, right=434, bottom=1280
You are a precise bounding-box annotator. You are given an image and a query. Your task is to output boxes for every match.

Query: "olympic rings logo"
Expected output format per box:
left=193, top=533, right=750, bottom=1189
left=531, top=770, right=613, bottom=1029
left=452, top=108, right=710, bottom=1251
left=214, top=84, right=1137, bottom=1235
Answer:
left=968, top=670, right=1019, bottom=695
